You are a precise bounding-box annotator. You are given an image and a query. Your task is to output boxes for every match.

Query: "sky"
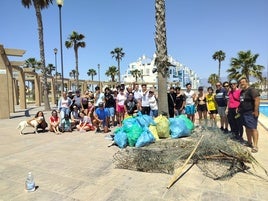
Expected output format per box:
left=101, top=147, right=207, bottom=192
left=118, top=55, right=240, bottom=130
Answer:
left=1, top=0, right=268, bottom=83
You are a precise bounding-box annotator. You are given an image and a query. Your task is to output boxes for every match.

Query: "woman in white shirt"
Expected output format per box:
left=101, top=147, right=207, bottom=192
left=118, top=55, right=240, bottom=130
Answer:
left=148, top=90, right=158, bottom=117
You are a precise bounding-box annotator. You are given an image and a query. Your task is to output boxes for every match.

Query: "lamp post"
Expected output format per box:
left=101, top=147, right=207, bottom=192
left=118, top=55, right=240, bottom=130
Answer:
left=53, top=48, right=58, bottom=98
left=56, top=0, right=64, bottom=93
left=98, top=64, right=100, bottom=87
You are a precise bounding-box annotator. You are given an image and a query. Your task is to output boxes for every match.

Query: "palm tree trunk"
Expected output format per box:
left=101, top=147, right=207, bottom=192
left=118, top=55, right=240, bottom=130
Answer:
left=75, top=46, right=79, bottom=90
left=34, top=1, right=50, bottom=110
left=218, top=62, right=221, bottom=79
left=155, top=0, right=168, bottom=115
left=117, top=59, right=121, bottom=83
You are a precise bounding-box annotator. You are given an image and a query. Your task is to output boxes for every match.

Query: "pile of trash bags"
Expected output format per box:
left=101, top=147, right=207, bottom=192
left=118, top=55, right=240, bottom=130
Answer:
left=114, top=112, right=194, bottom=148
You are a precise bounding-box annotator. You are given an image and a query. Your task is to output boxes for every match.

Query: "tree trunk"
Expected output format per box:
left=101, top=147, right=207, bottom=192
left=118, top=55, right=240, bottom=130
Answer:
left=75, top=46, right=79, bottom=90
left=155, top=0, right=168, bottom=115
left=118, top=59, right=121, bottom=84
left=34, top=1, right=50, bottom=110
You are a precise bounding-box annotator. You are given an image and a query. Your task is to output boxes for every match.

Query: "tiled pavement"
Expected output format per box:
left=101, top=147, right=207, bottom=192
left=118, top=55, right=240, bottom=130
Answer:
left=0, top=105, right=267, bottom=201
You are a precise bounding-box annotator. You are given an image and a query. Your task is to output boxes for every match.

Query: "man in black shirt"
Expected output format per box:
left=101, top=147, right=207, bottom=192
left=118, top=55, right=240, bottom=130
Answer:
left=238, top=77, right=260, bottom=153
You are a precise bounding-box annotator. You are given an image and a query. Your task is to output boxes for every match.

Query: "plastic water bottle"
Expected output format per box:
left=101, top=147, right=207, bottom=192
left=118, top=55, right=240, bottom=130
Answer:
left=25, top=172, right=35, bottom=192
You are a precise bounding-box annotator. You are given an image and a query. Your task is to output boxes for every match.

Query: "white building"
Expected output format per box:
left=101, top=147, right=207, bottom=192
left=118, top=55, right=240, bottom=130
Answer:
left=122, top=54, right=200, bottom=89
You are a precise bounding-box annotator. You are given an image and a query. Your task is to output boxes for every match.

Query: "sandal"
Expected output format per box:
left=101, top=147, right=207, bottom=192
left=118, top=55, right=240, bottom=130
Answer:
left=251, top=147, right=258, bottom=153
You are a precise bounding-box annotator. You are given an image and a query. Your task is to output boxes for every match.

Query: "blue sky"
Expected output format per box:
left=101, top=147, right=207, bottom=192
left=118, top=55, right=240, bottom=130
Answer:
left=1, top=0, right=268, bottom=82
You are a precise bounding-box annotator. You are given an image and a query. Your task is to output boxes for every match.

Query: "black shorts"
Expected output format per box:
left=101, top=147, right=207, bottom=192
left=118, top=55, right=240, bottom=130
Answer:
left=197, top=104, right=207, bottom=112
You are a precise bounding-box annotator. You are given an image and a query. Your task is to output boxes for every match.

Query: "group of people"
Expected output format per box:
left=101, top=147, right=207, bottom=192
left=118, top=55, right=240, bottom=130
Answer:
left=27, top=78, right=260, bottom=153
left=166, top=77, right=260, bottom=153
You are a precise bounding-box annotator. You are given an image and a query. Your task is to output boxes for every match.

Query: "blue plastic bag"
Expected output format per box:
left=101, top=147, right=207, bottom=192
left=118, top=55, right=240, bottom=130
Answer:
left=135, top=127, right=155, bottom=147
left=169, top=117, right=190, bottom=138
left=114, top=128, right=128, bottom=148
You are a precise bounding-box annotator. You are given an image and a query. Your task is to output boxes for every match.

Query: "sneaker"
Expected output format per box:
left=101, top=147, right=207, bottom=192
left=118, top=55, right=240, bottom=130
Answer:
left=95, top=128, right=102, bottom=133
left=224, top=128, right=229, bottom=134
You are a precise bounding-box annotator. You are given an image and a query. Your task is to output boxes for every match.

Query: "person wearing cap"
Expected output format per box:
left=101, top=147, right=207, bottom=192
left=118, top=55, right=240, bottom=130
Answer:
left=226, top=79, right=243, bottom=141
left=196, top=86, right=208, bottom=127
left=93, top=102, right=109, bottom=133
left=238, top=77, right=260, bottom=153
left=184, top=83, right=196, bottom=123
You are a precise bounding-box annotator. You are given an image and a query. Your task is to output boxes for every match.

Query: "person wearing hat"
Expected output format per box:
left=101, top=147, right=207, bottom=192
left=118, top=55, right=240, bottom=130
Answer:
left=93, top=102, right=109, bottom=133
left=226, top=79, right=243, bottom=141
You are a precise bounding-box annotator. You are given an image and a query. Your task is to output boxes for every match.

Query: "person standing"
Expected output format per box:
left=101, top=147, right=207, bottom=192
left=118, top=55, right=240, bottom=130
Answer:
left=226, top=79, right=243, bottom=141
left=238, top=77, right=260, bottom=153
left=206, top=87, right=218, bottom=128
left=196, top=86, right=208, bottom=127
left=58, top=92, right=72, bottom=120
left=215, top=82, right=228, bottom=133
left=148, top=90, right=158, bottom=118
left=174, top=87, right=186, bottom=116
left=184, top=83, right=196, bottom=123
left=167, top=86, right=176, bottom=118
left=141, top=84, right=150, bottom=115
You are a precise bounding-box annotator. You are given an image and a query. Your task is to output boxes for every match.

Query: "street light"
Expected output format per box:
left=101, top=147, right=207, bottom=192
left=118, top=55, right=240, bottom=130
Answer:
left=98, top=64, right=100, bottom=87
left=56, top=0, right=64, bottom=92
left=53, top=48, right=58, bottom=98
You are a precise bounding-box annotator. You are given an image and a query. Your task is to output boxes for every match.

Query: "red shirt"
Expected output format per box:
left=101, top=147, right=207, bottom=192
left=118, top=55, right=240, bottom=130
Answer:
left=50, top=116, right=59, bottom=123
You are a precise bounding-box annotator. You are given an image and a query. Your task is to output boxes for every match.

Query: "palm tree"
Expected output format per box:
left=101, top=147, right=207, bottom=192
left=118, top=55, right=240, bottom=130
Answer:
left=22, top=0, right=53, bottom=111
left=87, top=68, right=97, bottom=91
left=69, top=69, right=78, bottom=80
left=130, top=69, right=141, bottom=82
left=87, top=68, right=97, bottom=81
left=212, top=50, right=226, bottom=79
left=208, top=73, right=219, bottom=88
left=65, top=31, right=86, bottom=89
left=154, top=0, right=170, bottom=115
left=228, top=50, right=264, bottom=82
left=46, top=63, right=55, bottom=76
left=110, top=47, right=125, bottom=83
left=24, top=57, right=39, bottom=72
left=105, top=66, right=118, bottom=82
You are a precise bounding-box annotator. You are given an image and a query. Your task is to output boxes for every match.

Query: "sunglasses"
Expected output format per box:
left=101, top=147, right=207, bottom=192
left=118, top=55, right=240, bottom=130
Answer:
left=224, top=85, right=229, bottom=87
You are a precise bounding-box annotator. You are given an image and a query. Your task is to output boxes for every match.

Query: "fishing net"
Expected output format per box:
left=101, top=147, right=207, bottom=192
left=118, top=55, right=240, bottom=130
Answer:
left=113, top=127, right=266, bottom=180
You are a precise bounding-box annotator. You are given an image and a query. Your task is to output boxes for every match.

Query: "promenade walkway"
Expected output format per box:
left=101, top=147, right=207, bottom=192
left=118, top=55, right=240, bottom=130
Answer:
left=0, top=105, right=267, bottom=201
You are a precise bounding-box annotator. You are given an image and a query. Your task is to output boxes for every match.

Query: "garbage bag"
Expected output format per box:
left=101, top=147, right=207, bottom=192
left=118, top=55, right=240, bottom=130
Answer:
left=154, top=115, right=170, bottom=138
left=169, top=117, right=190, bottom=138
left=114, top=128, right=128, bottom=148
left=126, top=124, right=143, bottom=147
left=178, top=115, right=194, bottom=130
left=149, top=125, right=159, bottom=140
left=135, top=127, right=155, bottom=147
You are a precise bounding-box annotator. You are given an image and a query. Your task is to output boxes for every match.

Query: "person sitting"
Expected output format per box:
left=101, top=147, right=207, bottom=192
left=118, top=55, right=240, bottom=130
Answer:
left=49, top=110, right=61, bottom=134
left=60, top=114, right=72, bottom=132
left=93, top=102, right=109, bottom=133
left=76, top=111, right=94, bottom=132
left=70, top=105, right=80, bottom=130
left=27, top=111, right=48, bottom=133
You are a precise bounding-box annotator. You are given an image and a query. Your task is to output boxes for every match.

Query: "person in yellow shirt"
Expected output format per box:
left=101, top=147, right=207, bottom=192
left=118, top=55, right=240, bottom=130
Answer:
left=206, top=87, right=218, bottom=128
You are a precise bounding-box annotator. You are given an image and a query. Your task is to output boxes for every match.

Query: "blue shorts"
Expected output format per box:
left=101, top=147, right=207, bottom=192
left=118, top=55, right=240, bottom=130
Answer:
left=241, top=112, right=258, bottom=129
left=185, top=105, right=195, bottom=115
left=106, top=107, right=115, bottom=117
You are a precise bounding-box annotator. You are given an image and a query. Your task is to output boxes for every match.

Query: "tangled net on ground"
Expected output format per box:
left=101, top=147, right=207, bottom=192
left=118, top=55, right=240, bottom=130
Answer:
left=113, top=127, right=267, bottom=180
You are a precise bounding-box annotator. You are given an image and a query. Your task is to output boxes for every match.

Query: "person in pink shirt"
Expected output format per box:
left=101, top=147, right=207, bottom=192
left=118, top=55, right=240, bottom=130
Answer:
left=226, top=79, right=243, bottom=141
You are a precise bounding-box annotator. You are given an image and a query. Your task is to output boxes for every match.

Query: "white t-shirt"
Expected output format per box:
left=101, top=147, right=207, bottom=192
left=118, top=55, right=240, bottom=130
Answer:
left=148, top=95, right=158, bottom=110
left=185, top=90, right=195, bottom=105
left=117, top=92, right=126, bottom=106
left=141, top=91, right=150, bottom=107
